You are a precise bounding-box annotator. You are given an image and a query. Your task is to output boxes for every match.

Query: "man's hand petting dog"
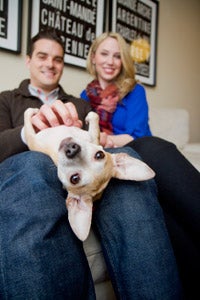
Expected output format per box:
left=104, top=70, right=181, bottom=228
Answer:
left=31, top=100, right=83, bottom=132
left=31, top=100, right=115, bottom=148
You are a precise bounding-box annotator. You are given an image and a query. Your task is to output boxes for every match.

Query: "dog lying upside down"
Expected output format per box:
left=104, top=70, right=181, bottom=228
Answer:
left=24, top=108, right=155, bottom=241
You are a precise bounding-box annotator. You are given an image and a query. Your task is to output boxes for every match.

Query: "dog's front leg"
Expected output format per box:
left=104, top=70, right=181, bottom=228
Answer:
left=85, top=112, right=100, bottom=145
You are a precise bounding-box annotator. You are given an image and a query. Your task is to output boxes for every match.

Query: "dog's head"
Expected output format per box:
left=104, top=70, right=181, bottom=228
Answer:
left=57, top=136, right=113, bottom=241
left=57, top=137, right=155, bottom=241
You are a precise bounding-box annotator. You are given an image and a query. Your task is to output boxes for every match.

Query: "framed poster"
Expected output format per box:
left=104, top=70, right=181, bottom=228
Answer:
left=110, top=0, right=159, bottom=86
left=0, top=0, right=23, bottom=53
left=28, top=0, right=105, bottom=68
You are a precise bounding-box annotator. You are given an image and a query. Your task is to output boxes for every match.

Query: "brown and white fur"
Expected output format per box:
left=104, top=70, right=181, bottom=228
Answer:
left=24, top=108, right=155, bottom=241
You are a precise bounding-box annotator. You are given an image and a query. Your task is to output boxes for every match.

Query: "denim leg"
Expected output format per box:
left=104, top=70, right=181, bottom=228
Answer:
left=93, top=147, right=183, bottom=300
left=0, top=151, right=95, bottom=300
left=127, top=137, right=200, bottom=299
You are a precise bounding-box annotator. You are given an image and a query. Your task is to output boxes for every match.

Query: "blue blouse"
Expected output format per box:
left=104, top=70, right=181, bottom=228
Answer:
left=80, top=83, right=152, bottom=139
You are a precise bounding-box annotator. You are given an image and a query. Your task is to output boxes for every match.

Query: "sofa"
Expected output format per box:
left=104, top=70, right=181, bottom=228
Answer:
left=83, top=107, right=200, bottom=300
left=149, top=107, right=200, bottom=172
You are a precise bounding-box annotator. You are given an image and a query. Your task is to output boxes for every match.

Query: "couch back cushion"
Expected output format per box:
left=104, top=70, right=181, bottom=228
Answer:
left=149, top=107, right=189, bottom=149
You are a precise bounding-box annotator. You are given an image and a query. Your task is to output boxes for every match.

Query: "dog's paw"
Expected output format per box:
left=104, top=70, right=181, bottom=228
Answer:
left=85, top=111, right=99, bottom=124
left=24, top=107, right=39, bottom=119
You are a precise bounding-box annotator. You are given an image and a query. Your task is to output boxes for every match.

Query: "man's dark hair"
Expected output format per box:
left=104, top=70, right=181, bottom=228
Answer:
left=28, top=29, right=65, bottom=57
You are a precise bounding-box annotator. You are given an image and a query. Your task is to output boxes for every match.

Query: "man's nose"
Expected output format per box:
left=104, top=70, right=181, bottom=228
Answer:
left=46, top=57, right=54, bottom=67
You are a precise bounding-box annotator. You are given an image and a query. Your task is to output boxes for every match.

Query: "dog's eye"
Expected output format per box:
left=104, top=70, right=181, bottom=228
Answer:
left=95, top=151, right=105, bottom=160
left=70, top=174, right=80, bottom=185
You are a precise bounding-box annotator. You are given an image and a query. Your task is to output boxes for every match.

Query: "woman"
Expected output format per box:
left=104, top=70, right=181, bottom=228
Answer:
left=81, top=32, right=200, bottom=299
left=80, top=32, right=151, bottom=147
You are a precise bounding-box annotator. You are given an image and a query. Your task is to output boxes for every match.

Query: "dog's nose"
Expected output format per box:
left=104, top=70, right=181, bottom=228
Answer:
left=65, top=142, right=81, bottom=158
left=59, top=138, right=81, bottom=158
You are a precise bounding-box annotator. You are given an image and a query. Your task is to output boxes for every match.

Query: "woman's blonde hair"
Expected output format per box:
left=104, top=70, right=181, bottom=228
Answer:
left=86, top=32, right=137, bottom=99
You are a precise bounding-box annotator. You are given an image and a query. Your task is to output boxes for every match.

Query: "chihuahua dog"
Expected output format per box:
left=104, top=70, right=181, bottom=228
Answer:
left=24, top=108, right=155, bottom=241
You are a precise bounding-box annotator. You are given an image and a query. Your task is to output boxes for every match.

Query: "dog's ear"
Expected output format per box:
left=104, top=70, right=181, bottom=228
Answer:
left=111, top=153, right=155, bottom=181
left=66, top=194, right=93, bottom=241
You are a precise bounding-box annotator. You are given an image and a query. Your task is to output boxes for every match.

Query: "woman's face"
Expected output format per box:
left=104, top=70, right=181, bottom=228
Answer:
left=92, top=37, right=122, bottom=88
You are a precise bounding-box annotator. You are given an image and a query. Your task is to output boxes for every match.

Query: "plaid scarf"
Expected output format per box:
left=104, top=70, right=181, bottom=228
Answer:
left=86, top=80, right=119, bottom=134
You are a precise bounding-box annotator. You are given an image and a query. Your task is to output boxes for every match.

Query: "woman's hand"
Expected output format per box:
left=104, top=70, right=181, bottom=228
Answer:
left=100, top=132, right=134, bottom=148
left=31, top=100, right=82, bottom=132
left=100, top=132, right=115, bottom=148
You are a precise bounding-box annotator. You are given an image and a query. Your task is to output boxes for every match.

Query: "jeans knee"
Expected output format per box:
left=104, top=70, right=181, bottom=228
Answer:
left=23, top=151, right=52, bottom=166
left=0, top=151, right=56, bottom=184
left=147, top=136, right=177, bottom=150
left=127, top=136, right=177, bottom=155
left=13, top=151, right=55, bottom=175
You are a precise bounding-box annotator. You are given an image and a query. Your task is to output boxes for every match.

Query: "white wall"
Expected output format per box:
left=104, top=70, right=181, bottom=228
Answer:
left=0, top=0, right=199, bottom=142
left=148, top=0, right=200, bottom=142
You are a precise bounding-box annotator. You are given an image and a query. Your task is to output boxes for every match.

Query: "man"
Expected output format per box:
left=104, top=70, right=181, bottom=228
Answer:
left=0, top=30, right=91, bottom=163
left=0, top=30, right=182, bottom=299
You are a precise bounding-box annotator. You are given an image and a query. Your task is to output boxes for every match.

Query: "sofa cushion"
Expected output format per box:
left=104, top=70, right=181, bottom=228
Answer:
left=83, top=229, right=116, bottom=299
left=83, top=229, right=109, bottom=283
left=181, top=143, right=200, bottom=172
left=149, top=107, right=189, bottom=149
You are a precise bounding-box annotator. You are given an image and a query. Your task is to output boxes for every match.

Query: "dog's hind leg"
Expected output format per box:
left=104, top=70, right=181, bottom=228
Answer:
left=24, top=108, right=40, bottom=148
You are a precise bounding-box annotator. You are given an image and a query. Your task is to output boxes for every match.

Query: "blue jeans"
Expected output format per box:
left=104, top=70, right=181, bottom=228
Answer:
left=127, top=137, right=200, bottom=299
left=0, top=148, right=182, bottom=299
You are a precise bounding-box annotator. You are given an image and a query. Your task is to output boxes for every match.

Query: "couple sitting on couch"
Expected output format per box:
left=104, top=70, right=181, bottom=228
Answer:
left=0, top=29, right=199, bottom=299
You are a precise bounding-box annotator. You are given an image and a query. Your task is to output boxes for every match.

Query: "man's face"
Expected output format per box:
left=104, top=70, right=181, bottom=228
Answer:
left=26, top=39, right=64, bottom=93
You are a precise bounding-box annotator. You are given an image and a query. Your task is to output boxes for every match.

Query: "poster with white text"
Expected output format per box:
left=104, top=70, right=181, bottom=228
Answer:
left=111, top=0, right=159, bottom=86
left=28, top=0, right=105, bottom=67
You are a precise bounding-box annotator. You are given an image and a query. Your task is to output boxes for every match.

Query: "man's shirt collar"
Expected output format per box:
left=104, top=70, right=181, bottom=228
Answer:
left=28, top=84, right=59, bottom=104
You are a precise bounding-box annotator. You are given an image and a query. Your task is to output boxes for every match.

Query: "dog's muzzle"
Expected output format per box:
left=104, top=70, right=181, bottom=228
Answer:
left=59, top=138, right=81, bottom=158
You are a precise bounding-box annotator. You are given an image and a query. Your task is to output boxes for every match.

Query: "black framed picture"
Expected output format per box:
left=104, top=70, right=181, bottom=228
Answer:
left=0, top=0, right=23, bottom=53
left=110, top=0, right=159, bottom=86
left=28, top=0, right=105, bottom=68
